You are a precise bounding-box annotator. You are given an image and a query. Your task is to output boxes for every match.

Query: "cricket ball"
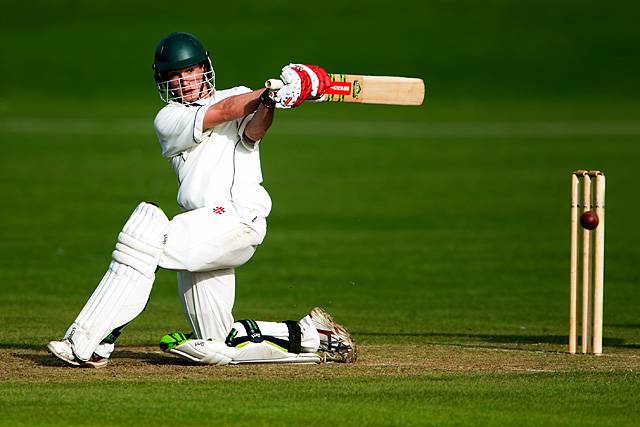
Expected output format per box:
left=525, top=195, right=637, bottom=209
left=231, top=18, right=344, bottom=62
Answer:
left=580, top=211, right=599, bottom=230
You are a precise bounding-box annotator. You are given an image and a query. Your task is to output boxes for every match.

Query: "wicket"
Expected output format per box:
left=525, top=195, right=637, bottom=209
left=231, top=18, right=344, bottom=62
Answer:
left=569, top=170, right=605, bottom=354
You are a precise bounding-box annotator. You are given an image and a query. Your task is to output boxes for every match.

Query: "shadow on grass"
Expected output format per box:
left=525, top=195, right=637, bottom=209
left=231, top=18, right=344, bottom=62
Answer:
left=115, top=349, right=194, bottom=366
left=15, top=351, right=71, bottom=367
left=10, top=347, right=196, bottom=367
left=0, top=343, right=48, bottom=350
left=5, top=330, right=639, bottom=369
left=607, top=323, right=640, bottom=329
left=356, top=332, right=639, bottom=349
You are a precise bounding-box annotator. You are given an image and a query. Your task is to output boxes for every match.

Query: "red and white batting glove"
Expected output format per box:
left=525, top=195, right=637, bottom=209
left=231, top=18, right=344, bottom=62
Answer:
left=273, top=65, right=313, bottom=109
left=290, top=64, right=331, bottom=97
left=272, top=64, right=331, bottom=108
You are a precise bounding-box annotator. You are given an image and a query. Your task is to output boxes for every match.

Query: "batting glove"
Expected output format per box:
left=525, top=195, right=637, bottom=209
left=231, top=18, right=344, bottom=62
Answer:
left=289, top=64, right=331, bottom=97
left=273, top=65, right=313, bottom=109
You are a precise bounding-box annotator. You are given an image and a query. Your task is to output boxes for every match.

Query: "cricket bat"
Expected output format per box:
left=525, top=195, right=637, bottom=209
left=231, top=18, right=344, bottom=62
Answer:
left=265, top=73, right=425, bottom=106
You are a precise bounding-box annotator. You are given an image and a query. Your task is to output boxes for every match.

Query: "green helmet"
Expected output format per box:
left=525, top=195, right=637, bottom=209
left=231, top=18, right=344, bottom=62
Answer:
left=153, top=32, right=215, bottom=103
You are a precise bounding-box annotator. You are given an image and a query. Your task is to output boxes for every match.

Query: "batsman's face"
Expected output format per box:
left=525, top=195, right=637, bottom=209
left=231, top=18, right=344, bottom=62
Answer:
left=167, top=64, right=207, bottom=103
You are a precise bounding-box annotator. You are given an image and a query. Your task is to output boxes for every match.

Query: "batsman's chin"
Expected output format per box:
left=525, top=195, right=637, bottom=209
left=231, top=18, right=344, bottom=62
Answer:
left=181, top=92, right=199, bottom=103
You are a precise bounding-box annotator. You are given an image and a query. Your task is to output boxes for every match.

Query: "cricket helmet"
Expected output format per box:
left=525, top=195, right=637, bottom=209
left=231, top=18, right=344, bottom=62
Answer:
left=153, top=32, right=215, bottom=103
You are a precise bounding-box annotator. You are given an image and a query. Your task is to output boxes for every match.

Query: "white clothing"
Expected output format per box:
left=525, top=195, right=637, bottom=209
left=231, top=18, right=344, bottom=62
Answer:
left=153, top=88, right=270, bottom=340
left=58, top=86, right=314, bottom=363
left=65, top=202, right=169, bottom=360
left=177, top=269, right=235, bottom=342
left=168, top=316, right=322, bottom=365
left=159, top=202, right=266, bottom=342
left=159, top=201, right=266, bottom=273
left=154, top=86, right=272, bottom=216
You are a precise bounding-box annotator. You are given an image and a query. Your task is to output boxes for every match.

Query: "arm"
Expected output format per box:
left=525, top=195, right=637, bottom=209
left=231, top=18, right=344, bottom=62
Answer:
left=202, top=89, right=262, bottom=130
left=243, top=91, right=275, bottom=143
left=155, top=89, right=269, bottom=159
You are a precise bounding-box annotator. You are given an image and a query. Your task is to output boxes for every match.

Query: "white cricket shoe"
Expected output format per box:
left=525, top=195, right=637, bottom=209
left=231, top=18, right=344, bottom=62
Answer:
left=47, top=340, right=80, bottom=366
left=308, top=307, right=357, bottom=363
left=47, top=339, right=108, bottom=368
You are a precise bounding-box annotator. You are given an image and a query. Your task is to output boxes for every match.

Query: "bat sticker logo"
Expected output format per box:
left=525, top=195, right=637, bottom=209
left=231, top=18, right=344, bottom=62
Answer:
left=352, top=80, right=362, bottom=98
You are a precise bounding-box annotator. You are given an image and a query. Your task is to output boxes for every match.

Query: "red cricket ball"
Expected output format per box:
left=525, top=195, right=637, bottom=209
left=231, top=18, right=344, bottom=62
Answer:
left=580, top=211, right=599, bottom=230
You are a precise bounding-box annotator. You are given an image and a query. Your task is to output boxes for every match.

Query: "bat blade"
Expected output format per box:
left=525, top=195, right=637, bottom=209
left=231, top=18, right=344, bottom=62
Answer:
left=265, top=73, right=425, bottom=106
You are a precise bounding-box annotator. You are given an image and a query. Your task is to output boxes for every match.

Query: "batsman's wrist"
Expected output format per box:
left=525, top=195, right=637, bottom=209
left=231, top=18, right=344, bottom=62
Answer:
left=260, top=89, right=276, bottom=110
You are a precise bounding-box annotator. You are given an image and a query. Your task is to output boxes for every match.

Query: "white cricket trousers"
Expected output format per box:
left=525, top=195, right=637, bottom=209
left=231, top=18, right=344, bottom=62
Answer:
left=160, top=201, right=266, bottom=341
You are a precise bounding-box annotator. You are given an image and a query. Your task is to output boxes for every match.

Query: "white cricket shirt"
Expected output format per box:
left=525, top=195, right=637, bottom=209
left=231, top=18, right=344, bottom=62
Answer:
left=153, top=86, right=272, bottom=217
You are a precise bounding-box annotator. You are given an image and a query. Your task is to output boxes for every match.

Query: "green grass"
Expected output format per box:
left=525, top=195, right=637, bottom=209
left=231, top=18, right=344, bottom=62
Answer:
left=1, top=0, right=640, bottom=425
left=3, top=372, right=639, bottom=427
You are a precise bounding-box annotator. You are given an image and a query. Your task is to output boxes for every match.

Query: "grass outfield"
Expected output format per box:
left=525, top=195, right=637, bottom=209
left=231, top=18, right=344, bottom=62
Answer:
left=2, top=0, right=640, bottom=425
left=2, top=350, right=640, bottom=426
left=2, top=110, right=640, bottom=426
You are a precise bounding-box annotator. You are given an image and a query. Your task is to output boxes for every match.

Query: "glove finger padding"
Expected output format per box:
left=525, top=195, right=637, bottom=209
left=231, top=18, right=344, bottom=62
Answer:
left=285, top=64, right=330, bottom=97
left=302, top=64, right=331, bottom=97
left=274, top=65, right=313, bottom=109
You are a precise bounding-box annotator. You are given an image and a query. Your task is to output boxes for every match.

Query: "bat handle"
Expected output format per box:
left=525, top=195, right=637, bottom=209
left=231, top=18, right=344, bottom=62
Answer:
left=265, top=79, right=284, bottom=90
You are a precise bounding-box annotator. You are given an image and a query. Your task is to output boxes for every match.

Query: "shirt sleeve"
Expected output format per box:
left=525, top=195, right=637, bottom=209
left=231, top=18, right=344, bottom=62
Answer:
left=153, top=104, right=209, bottom=158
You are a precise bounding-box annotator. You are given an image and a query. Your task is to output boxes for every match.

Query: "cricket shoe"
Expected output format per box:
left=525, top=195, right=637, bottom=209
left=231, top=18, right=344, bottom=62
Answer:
left=308, top=307, right=357, bottom=363
left=47, top=339, right=109, bottom=368
left=159, top=332, right=193, bottom=352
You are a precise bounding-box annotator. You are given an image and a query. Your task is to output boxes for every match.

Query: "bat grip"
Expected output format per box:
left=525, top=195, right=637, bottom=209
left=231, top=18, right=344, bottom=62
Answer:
left=265, top=79, right=284, bottom=90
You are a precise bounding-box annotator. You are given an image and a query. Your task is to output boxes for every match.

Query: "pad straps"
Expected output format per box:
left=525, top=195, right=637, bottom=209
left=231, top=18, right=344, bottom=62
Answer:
left=283, top=320, right=302, bottom=353
left=101, top=323, right=127, bottom=345
left=225, top=320, right=263, bottom=347
left=240, top=319, right=263, bottom=342
left=224, top=320, right=302, bottom=354
left=101, top=296, right=152, bottom=345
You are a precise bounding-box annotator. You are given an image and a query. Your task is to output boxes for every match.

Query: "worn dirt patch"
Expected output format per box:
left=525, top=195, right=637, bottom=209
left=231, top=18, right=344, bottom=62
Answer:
left=2, top=344, right=638, bottom=383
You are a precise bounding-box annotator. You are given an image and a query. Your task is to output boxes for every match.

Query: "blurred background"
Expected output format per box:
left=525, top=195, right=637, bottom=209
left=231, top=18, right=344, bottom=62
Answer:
left=2, top=1, right=638, bottom=115
left=1, top=0, right=639, bottom=350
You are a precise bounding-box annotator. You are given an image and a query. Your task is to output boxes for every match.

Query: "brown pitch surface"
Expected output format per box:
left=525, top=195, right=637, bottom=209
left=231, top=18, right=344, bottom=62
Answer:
left=2, top=344, right=638, bottom=383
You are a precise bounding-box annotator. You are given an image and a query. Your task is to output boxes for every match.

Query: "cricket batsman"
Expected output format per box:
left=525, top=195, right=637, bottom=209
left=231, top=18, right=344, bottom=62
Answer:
left=47, top=32, right=356, bottom=367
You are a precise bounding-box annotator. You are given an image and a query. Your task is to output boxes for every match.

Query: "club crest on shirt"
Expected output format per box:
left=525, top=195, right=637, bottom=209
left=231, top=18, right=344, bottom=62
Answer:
left=212, top=207, right=225, bottom=215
